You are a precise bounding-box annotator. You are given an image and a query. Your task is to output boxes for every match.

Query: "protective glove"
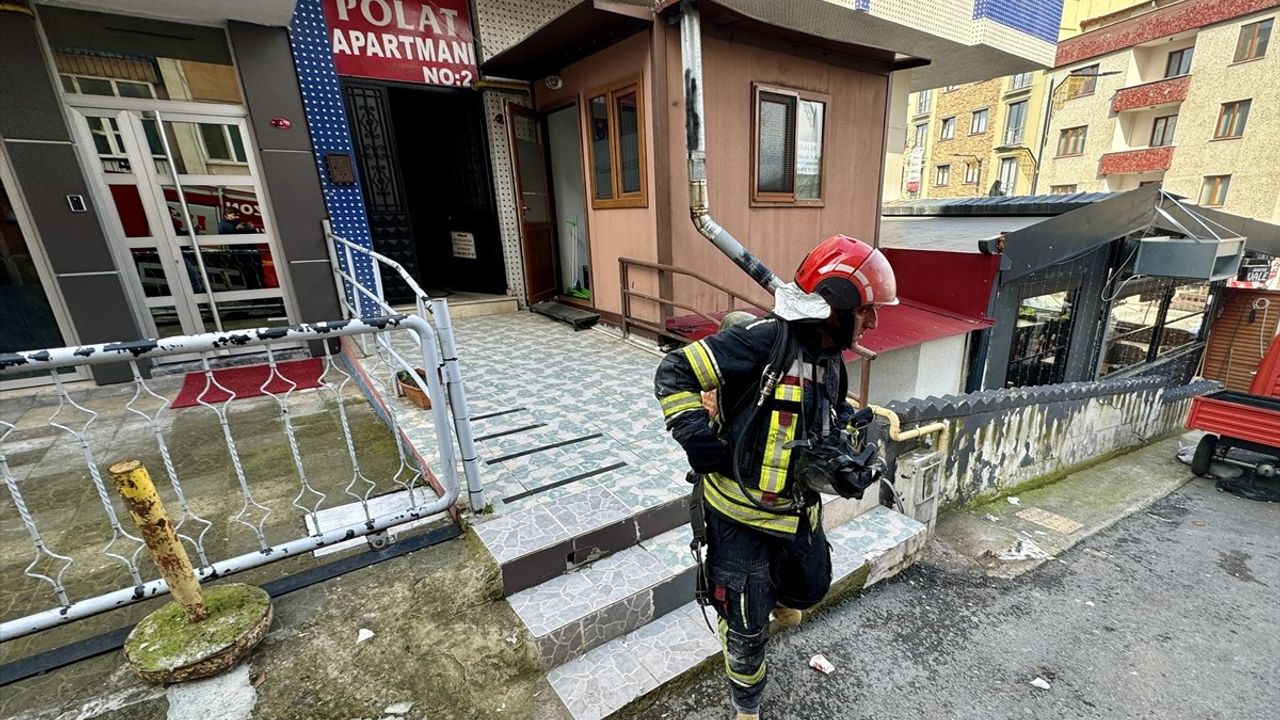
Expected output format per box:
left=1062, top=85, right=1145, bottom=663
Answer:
left=683, top=432, right=734, bottom=477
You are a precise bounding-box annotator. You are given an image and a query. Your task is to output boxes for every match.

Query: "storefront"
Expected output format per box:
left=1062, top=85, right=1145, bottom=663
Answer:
left=0, top=1, right=337, bottom=385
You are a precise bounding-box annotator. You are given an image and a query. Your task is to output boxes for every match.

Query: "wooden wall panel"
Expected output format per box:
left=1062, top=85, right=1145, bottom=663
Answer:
left=1202, top=288, right=1280, bottom=392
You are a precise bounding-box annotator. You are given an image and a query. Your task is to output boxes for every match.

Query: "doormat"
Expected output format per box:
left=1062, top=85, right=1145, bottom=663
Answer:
left=170, top=358, right=324, bottom=409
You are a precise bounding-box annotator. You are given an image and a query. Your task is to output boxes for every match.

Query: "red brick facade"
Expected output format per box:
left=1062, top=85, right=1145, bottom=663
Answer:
left=1056, top=0, right=1280, bottom=67
left=1111, top=75, right=1192, bottom=112
left=1099, top=146, right=1176, bottom=175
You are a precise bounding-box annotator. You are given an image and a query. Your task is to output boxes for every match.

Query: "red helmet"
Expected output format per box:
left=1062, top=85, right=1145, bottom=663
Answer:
left=794, top=235, right=898, bottom=310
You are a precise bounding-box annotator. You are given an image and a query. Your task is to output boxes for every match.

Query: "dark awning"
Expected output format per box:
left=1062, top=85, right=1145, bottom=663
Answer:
left=479, top=1, right=652, bottom=81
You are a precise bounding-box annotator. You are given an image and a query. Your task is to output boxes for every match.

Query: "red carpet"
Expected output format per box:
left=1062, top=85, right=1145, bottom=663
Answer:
left=170, top=358, right=325, bottom=409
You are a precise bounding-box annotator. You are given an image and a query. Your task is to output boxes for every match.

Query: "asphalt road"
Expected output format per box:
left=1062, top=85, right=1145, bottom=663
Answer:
left=621, top=478, right=1280, bottom=720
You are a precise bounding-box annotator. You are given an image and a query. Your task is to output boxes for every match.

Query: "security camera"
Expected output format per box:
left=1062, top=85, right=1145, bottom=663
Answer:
left=545, top=75, right=563, bottom=90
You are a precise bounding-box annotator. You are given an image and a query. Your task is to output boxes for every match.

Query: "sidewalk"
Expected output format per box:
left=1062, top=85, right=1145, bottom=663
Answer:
left=928, top=433, right=1199, bottom=578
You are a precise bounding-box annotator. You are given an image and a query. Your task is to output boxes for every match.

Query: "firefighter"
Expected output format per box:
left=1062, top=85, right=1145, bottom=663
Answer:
left=654, top=235, right=897, bottom=719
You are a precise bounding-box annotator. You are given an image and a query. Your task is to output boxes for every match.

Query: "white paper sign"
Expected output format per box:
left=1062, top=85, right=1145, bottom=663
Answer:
left=451, top=231, right=476, bottom=259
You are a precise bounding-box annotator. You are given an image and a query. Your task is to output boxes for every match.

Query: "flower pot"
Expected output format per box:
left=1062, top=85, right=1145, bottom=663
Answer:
left=396, top=369, right=431, bottom=410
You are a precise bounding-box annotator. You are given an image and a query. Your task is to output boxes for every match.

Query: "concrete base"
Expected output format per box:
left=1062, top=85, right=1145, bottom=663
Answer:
left=123, top=584, right=272, bottom=684
left=930, top=433, right=1198, bottom=579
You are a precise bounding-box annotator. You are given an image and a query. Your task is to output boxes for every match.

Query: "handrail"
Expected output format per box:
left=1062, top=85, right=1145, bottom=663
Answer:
left=619, top=257, right=768, bottom=311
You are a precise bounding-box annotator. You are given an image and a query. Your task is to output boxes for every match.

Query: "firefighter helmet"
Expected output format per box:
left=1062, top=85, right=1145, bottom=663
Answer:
left=794, top=235, right=898, bottom=310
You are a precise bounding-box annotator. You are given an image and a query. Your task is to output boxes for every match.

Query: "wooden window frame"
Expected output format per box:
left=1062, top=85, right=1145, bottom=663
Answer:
left=1234, top=18, right=1273, bottom=62
left=970, top=108, right=989, bottom=135
left=1056, top=126, right=1088, bottom=157
left=963, top=160, right=981, bottom=185
left=1214, top=100, right=1251, bottom=140
left=935, top=164, right=950, bottom=186
left=1199, top=175, right=1230, bottom=207
left=1150, top=115, right=1177, bottom=147
left=1164, top=47, right=1193, bottom=78
left=584, top=76, right=647, bottom=210
left=750, top=83, right=828, bottom=206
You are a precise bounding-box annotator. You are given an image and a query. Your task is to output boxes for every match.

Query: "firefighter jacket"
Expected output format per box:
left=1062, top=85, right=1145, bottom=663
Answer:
left=654, top=315, right=861, bottom=535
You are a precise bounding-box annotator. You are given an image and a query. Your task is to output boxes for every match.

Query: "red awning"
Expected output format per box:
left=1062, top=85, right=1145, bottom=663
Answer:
left=855, top=299, right=992, bottom=356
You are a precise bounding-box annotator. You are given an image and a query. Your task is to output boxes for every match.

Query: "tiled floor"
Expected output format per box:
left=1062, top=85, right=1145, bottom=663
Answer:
left=362, top=311, right=687, bottom=522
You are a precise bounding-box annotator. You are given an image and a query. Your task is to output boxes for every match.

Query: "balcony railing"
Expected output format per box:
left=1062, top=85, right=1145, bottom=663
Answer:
left=1112, top=75, right=1191, bottom=113
left=1009, top=72, right=1034, bottom=91
left=1000, top=127, right=1026, bottom=146
left=1099, top=146, right=1175, bottom=176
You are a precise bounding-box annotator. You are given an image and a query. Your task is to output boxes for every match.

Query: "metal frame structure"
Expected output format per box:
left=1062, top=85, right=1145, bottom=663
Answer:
left=0, top=316, right=458, bottom=640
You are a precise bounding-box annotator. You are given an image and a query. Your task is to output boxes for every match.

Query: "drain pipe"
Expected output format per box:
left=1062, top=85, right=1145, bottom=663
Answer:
left=680, top=0, right=782, bottom=293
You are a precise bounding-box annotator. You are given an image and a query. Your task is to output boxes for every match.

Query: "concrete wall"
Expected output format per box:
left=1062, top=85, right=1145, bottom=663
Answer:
left=882, top=375, right=1213, bottom=507
left=861, top=333, right=969, bottom=406
left=930, top=80, right=1003, bottom=197
left=1042, top=52, right=1130, bottom=192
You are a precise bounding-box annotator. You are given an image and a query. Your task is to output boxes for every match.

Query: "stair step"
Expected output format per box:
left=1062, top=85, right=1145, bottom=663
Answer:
left=544, top=506, right=929, bottom=720
left=531, top=301, right=600, bottom=330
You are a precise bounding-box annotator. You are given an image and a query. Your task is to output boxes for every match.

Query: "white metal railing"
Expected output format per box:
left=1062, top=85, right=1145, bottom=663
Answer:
left=1003, top=127, right=1025, bottom=146
left=0, top=316, right=457, bottom=640
left=325, top=221, right=483, bottom=514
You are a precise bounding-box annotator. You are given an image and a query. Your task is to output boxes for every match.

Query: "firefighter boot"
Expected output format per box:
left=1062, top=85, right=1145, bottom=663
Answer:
left=773, top=606, right=802, bottom=628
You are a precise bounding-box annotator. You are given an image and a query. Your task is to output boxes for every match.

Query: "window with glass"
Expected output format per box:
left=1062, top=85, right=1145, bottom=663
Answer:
left=753, top=84, right=825, bottom=203
left=1099, top=280, right=1211, bottom=377
left=1009, top=72, right=1034, bottom=90
left=935, top=164, right=950, bottom=186
left=1234, top=18, right=1273, bottom=62
left=970, top=108, right=989, bottom=134
left=1057, top=126, right=1088, bottom=156
left=913, top=122, right=929, bottom=148
left=1004, top=101, right=1028, bottom=145
left=586, top=79, right=646, bottom=208
left=1164, top=47, right=1194, bottom=77
left=916, top=90, right=933, bottom=115
left=940, top=117, right=956, bottom=140
left=998, top=157, right=1018, bottom=194
left=964, top=161, right=981, bottom=184
left=1215, top=100, right=1251, bottom=139
left=945, top=84, right=960, bottom=92
left=1050, top=184, right=1078, bottom=194
left=1007, top=290, right=1076, bottom=387
left=1199, top=175, right=1230, bottom=206
left=1150, top=115, right=1177, bottom=147
left=1070, top=65, right=1100, bottom=97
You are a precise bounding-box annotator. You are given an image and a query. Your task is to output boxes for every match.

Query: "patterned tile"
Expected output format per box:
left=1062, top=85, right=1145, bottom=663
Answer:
left=639, top=525, right=696, bottom=575
left=548, top=640, right=660, bottom=720
left=623, top=602, right=720, bottom=684
left=507, top=545, right=669, bottom=637
left=544, top=485, right=631, bottom=536
left=827, top=507, right=927, bottom=582
left=537, top=591, right=654, bottom=668
left=473, top=502, right=571, bottom=564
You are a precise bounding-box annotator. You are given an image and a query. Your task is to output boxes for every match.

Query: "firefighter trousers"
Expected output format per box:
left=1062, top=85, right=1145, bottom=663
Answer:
left=703, top=501, right=832, bottom=714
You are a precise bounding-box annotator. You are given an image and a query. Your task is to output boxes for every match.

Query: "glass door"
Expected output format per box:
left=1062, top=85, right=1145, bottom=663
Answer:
left=70, top=104, right=291, bottom=341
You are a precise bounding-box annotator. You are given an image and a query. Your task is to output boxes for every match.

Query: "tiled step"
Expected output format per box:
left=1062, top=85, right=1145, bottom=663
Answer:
left=545, top=506, right=929, bottom=720
left=475, top=477, right=690, bottom=596
left=507, top=527, right=695, bottom=668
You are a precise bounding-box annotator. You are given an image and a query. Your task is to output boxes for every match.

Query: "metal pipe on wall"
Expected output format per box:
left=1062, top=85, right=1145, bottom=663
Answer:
left=679, top=0, right=782, bottom=293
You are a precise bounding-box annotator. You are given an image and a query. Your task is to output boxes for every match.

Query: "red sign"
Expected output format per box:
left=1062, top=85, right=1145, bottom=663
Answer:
left=323, top=0, right=477, bottom=87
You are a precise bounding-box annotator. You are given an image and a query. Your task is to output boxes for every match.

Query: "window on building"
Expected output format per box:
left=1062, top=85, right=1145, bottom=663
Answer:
left=1199, top=175, right=1230, bottom=206
left=940, top=116, right=956, bottom=140
left=587, top=79, right=647, bottom=207
left=997, top=157, right=1018, bottom=195
left=916, top=90, right=933, bottom=115
left=1234, top=18, right=1273, bottom=62
left=1099, top=280, right=1211, bottom=377
left=971, top=108, right=989, bottom=134
left=1150, top=115, right=1178, bottom=147
left=964, top=160, right=981, bottom=184
left=913, top=122, right=929, bottom=148
left=1008, top=289, right=1076, bottom=387
left=1004, top=101, right=1028, bottom=145
left=198, top=123, right=248, bottom=164
left=753, top=84, right=825, bottom=203
left=1070, top=65, right=1100, bottom=97
left=1057, top=126, right=1088, bottom=156
left=935, top=164, right=951, bottom=186
left=1009, top=72, right=1034, bottom=90
left=1050, top=184, right=1078, bottom=194
left=1164, top=47, right=1194, bottom=78
left=60, top=74, right=157, bottom=98
left=945, top=84, right=960, bottom=92
left=1214, top=100, right=1252, bottom=138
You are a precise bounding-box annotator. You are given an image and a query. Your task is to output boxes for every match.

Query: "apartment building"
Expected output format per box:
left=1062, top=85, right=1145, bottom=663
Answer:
left=893, top=0, right=1142, bottom=201
left=1043, top=0, right=1280, bottom=221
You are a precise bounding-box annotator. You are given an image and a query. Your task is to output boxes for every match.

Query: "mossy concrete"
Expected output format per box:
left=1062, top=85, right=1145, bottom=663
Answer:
left=124, top=583, right=271, bottom=682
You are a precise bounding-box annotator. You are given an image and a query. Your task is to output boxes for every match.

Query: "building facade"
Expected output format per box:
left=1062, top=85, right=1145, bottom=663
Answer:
left=890, top=0, right=1140, bottom=201
left=1042, top=0, right=1280, bottom=221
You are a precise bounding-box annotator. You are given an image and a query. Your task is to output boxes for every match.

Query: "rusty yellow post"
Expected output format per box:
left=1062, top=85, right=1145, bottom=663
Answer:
left=110, top=460, right=208, bottom=623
